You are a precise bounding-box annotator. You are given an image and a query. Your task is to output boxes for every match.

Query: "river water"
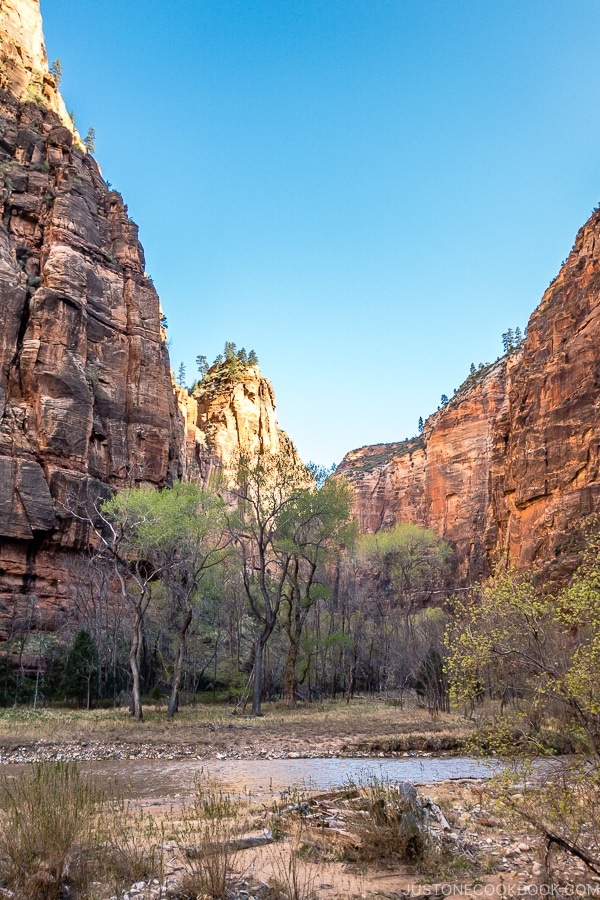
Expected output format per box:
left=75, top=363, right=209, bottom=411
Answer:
left=0, top=755, right=501, bottom=804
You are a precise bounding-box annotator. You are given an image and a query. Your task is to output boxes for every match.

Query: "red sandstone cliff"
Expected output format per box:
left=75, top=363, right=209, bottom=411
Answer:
left=0, top=0, right=183, bottom=612
left=0, top=1, right=299, bottom=618
left=337, top=210, right=600, bottom=580
left=176, top=360, right=299, bottom=485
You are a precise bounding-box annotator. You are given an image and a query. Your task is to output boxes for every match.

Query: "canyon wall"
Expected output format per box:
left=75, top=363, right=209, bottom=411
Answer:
left=338, top=209, right=600, bottom=580
left=0, top=1, right=296, bottom=623
left=0, top=0, right=182, bottom=617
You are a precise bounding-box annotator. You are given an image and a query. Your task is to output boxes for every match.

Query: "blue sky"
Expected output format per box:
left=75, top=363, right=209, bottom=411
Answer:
left=41, top=1, right=600, bottom=466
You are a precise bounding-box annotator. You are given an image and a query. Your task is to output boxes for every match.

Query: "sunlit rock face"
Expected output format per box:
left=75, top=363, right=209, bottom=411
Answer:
left=0, top=0, right=75, bottom=131
left=176, top=363, right=299, bottom=485
left=338, top=210, right=600, bottom=583
left=0, top=0, right=183, bottom=617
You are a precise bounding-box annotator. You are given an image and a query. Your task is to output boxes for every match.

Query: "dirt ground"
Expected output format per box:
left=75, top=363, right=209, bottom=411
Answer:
left=0, top=700, right=594, bottom=896
left=126, top=777, right=591, bottom=899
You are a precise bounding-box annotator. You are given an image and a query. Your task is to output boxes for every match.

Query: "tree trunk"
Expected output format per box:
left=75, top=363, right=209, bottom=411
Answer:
left=167, top=607, right=193, bottom=718
left=252, top=633, right=268, bottom=716
left=130, top=611, right=144, bottom=721
left=283, top=637, right=300, bottom=707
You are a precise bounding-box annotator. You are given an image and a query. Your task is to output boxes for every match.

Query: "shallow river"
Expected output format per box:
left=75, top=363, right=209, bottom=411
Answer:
left=1, top=756, right=501, bottom=804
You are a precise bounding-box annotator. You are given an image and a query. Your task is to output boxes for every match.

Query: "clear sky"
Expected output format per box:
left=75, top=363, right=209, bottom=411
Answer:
left=41, top=1, right=600, bottom=467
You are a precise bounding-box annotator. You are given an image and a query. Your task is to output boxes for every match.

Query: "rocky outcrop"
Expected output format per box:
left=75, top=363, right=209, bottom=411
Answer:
left=176, top=361, right=298, bottom=485
left=338, top=210, right=600, bottom=581
left=0, top=0, right=182, bottom=617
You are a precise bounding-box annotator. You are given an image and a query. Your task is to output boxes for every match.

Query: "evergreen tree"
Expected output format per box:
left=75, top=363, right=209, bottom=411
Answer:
left=440, top=394, right=449, bottom=406
left=418, top=416, right=424, bottom=434
left=469, top=363, right=476, bottom=375
left=84, top=127, right=96, bottom=153
left=248, top=349, right=258, bottom=365
left=177, top=362, right=186, bottom=386
left=224, top=341, right=237, bottom=361
left=59, top=630, right=98, bottom=709
left=50, top=58, right=62, bottom=86
left=502, top=328, right=515, bottom=354
left=196, top=354, right=208, bottom=378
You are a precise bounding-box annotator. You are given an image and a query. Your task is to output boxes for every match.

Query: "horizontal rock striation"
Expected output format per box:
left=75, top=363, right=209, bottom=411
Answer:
left=337, top=210, right=600, bottom=581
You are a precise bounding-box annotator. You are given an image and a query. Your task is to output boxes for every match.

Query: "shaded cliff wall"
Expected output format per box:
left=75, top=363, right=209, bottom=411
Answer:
left=0, top=0, right=183, bottom=616
left=337, top=210, right=600, bottom=581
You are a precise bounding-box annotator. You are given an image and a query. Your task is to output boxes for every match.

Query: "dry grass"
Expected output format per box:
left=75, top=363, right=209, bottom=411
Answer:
left=0, top=761, right=104, bottom=899
left=173, top=773, right=245, bottom=899
left=0, top=761, right=556, bottom=899
left=0, top=698, right=473, bottom=758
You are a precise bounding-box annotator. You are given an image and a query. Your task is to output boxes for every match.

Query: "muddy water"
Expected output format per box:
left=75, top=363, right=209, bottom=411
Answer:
left=0, top=756, right=500, bottom=804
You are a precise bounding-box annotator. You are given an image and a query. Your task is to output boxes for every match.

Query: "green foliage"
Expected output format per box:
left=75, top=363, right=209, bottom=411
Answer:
left=193, top=342, right=260, bottom=396
left=446, top=551, right=600, bottom=754
left=305, top=460, right=336, bottom=488
left=177, top=361, right=186, bottom=386
left=84, top=126, right=95, bottom=153
left=445, top=525, right=600, bottom=875
left=358, top=523, right=453, bottom=610
left=58, top=629, right=98, bottom=709
left=501, top=326, right=525, bottom=354
left=103, top=481, right=226, bottom=564
left=49, top=58, right=62, bottom=85
left=102, top=481, right=229, bottom=716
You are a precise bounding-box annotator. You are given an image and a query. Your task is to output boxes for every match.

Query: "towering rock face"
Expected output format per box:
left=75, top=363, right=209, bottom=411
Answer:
left=0, top=0, right=73, bottom=131
left=0, top=0, right=182, bottom=614
left=176, top=361, right=298, bottom=485
left=0, top=1, right=300, bottom=621
left=338, top=210, right=600, bottom=581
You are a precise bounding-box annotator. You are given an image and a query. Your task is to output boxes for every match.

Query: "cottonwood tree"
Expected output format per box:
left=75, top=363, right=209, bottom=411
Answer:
left=446, top=529, right=600, bottom=883
left=227, top=451, right=312, bottom=715
left=103, top=482, right=229, bottom=718
left=355, top=524, right=453, bottom=701
left=89, top=491, right=169, bottom=721
left=278, top=477, right=356, bottom=706
left=359, top=523, right=453, bottom=623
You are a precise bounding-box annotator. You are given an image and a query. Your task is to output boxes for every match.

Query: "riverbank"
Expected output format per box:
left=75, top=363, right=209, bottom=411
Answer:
left=0, top=698, right=473, bottom=763
left=0, top=700, right=594, bottom=896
